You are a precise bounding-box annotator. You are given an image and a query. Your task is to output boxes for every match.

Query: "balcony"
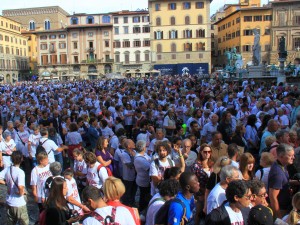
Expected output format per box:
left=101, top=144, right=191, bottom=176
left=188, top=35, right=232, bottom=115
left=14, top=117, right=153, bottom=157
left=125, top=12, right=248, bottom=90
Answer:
left=86, top=47, right=95, bottom=53
left=49, top=48, right=56, bottom=53
left=81, top=59, right=102, bottom=64
left=105, top=58, right=114, bottom=63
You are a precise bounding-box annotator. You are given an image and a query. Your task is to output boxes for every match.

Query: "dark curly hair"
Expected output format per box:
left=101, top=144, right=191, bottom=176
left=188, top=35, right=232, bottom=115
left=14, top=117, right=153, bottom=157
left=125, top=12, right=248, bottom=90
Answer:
left=159, top=179, right=180, bottom=198
left=226, top=180, right=249, bottom=203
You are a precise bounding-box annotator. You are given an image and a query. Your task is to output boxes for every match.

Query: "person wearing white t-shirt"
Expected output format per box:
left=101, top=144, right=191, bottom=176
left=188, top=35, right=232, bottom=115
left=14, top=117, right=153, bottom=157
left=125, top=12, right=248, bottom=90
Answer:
left=274, top=108, right=289, bottom=130
left=27, top=125, right=41, bottom=167
left=39, top=127, right=68, bottom=164
left=0, top=131, right=17, bottom=168
left=15, top=123, right=30, bottom=158
left=207, top=165, right=240, bottom=214
left=73, top=149, right=88, bottom=192
left=0, top=151, right=29, bottom=225
left=84, top=152, right=108, bottom=189
left=206, top=180, right=252, bottom=225
left=145, top=179, right=180, bottom=225
left=82, top=186, right=135, bottom=225
left=30, top=150, right=52, bottom=212
left=147, top=128, right=168, bottom=156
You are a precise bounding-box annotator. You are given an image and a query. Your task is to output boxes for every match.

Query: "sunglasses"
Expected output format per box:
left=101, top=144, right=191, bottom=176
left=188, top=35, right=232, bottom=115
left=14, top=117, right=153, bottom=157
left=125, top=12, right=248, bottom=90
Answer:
left=202, top=151, right=211, bottom=154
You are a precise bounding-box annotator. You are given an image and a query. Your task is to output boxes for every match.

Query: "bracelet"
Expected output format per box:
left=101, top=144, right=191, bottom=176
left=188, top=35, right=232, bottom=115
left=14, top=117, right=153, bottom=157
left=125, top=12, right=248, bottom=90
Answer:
left=179, top=155, right=183, bottom=158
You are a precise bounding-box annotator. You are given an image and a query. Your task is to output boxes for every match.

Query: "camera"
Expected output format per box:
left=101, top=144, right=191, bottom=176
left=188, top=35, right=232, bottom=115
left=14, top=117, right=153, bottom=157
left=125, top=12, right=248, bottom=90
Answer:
left=70, top=210, right=79, bottom=218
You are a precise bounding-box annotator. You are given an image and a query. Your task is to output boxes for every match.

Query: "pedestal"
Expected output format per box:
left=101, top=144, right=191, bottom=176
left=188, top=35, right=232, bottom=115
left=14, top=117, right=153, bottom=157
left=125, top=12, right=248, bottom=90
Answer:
left=248, top=65, right=266, bottom=78
left=277, top=75, right=286, bottom=85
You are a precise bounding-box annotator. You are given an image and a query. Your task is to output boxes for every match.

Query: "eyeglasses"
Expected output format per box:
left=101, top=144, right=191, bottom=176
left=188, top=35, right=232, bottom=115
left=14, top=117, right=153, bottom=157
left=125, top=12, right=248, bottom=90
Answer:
left=184, top=145, right=191, bottom=148
left=256, top=192, right=268, bottom=198
left=243, top=194, right=254, bottom=200
left=203, top=151, right=211, bottom=154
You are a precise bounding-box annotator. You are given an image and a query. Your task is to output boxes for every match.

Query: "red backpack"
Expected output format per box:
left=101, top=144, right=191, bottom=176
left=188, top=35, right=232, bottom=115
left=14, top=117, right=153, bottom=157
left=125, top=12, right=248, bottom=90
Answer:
left=97, top=164, right=113, bottom=177
left=90, top=207, right=120, bottom=225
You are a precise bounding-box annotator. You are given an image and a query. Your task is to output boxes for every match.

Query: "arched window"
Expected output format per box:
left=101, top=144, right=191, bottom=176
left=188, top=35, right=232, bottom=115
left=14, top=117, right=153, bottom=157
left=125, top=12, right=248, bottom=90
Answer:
left=157, top=44, right=162, bottom=53
left=171, top=43, right=176, bottom=52
left=196, top=29, right=205, bottom=38
left=154, top=31, right=163, bottom=40
left=156, top=17, right=161, bottom=26
left=185, top=16, right=190, bottom=25
left=170, top=17, right=176, bottom=25
left=198, top=15, right=203, bottom=24
left=44, top=20, right=51, bottom=30
left=29, top=21, right=35, bottom=30
left=183, top=29, right=192, bottom=38
left=102, top=15, right=111, bottom=23
left=71, top=17, right=78, bottom=25
left=86, top=16, right=94, bottom=24
left=169, top=30, right=178, bottom=39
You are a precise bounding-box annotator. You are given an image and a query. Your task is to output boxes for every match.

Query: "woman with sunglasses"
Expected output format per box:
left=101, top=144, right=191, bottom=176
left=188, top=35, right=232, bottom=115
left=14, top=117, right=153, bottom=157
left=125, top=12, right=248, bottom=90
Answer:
left=191, top=144, right=213, bottom=225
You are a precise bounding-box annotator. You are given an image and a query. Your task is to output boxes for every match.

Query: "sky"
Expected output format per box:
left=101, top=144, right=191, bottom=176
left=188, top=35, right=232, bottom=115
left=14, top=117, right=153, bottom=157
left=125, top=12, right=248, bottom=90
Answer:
left=0, top=0, right=270, bottom=16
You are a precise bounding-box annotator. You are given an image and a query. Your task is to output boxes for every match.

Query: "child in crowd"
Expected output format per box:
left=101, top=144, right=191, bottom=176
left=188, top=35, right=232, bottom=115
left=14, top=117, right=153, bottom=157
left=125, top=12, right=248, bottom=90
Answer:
left=73, top=148, right=87, bottom=193
left=30, top=150, right=52, bottom=212
left=27, top=125, right=41, bottom=167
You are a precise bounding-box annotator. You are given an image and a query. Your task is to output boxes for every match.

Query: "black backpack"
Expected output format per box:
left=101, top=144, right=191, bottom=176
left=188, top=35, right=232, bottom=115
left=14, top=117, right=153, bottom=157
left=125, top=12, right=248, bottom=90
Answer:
left=35, top=139, right=50, bottom=157
left=155, top=198, right=187, bottom=225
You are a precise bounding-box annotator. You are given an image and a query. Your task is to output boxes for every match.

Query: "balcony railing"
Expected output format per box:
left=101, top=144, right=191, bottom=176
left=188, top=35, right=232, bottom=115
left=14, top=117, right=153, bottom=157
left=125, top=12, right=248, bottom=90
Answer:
left=105, top=58, right=114, bottom=63
left=86, top=47, right=95, bottom=53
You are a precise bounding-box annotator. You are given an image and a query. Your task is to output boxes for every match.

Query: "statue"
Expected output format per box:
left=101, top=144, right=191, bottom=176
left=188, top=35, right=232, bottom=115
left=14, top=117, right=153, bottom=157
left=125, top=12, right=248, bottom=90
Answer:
left=278, top=36, right=288, bottom=59
left=252, top=29, right=261, bottom=66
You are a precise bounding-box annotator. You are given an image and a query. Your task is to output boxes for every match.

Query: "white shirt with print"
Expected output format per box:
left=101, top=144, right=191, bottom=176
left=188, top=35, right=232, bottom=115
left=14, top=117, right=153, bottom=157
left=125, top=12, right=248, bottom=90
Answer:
left=86, top=162, right=108, bottom=189
left=0, top=139, right=16, bottom=167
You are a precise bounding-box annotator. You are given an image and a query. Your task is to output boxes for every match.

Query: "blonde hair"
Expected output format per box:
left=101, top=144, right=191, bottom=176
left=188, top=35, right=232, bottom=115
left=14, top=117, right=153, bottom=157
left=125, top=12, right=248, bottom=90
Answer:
left=213, top=156, right=231, bottom=174
left=103, top=177, right=125, bottom=201
left=288, top=192, right=300, bottom=225
left=260, top=152, right=275, bottom=167
left=265, top=136, right=276, bottom=148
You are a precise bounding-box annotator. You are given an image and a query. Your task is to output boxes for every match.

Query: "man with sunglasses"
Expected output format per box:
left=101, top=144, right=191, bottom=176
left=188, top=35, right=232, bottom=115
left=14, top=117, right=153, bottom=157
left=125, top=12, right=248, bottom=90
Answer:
left=248, top=179, right=268, bottom=207
left=206, top=180, right=252, bottom=225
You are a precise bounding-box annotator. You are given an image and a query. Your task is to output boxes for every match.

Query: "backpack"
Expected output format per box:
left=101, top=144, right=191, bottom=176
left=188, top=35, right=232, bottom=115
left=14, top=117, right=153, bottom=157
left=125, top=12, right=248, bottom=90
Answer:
left=97, top=164, right=113, bottom=177
left=261, top=144, right=279, bottom=154
left=155, top=198, right=187, bottom=225
left=36, top=139, right=50, bottom=156
left=90, top=206, right=120, bottom=225
left=154, top=158, right=174, bottom=171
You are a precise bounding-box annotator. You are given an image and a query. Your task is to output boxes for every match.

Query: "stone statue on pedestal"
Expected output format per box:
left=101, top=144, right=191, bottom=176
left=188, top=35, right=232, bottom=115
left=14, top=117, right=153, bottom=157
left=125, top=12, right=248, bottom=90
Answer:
left=252, top=29, right=261, bottom=66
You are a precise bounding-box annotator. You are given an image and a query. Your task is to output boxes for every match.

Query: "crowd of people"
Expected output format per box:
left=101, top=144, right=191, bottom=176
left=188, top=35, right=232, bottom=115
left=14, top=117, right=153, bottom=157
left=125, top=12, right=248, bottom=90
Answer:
left=0, top=75, right=300, bottom=225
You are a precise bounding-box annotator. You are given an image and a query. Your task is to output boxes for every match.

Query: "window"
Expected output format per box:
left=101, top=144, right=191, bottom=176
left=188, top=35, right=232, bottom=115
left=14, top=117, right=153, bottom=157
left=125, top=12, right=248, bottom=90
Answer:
left=29, top=21, right=35, bottom=30
left=49, top=35, right=56, bottom=39
left=11, top=37, right=13, bottom=43
left=198, top=15, right=203, bottom=24
left=142, top=16, right=149, bottom=22
left=156, top=17, right=161, bottom=26
left=186, top=54, right=190, bottom=59
left=73, top=42, right=78, bottom=49
left=114, top=17, right=119, bottom=24
left=133, top=27, right=141, bottom=33
left=294, top=38, right=300, bottom=49
left=0, top=34, right=2, bottom=41
left=244, top=16, right=252, bottom=22
left=196, top=42, right=205, bottom=51
left=171, top=43, right=176, bottom=52
left=295, top=16, right=300, bottom=25
left=114, top=41, right=121, bottom=48
left=88, top=32, right=93, bottom=37
left=125, top=53, right=130, bottom=63
left=87, top=16, right=94, bottom=24
left=196, top=29, right=205, bottom=38
left=264, top=28, right=270, bottom=35
left=154, top=31, right=163, bottom=40
left=103, top=31, right=109, bottom=36
left=124, top=26, right=129, bottom=34
left=243, top=29, right=253, bottom=36
left=236, top=30, right=241, bottom=37
left=228, top=22, right=231, bottom=27
left=123, top=17, right=128, bottom=23
left=114, top=27, right=119, bottom=35
left=185, top=16, right=190, bottom=25
left=232, top=32, right=235, bottom=38
left=40, top=35, right=47, bottom=40
left=135, top=52, right=140, bottom=63
left=16, top=48, right=19, bottom=55
left=74, top=56, right=79, bottom=64
left=5, top=36, right=9, bottom=42
left=28, top=46, right=31, bottom=52
left=72, top=33, right=78, bottom=38
left=278, top=12, right=286, bottom=26
left=184, top=43, right=192, bottom=51
left=133, top=16, right=140, bottom=23
left=242, top=45, right=252, bottom=52
left=183, top=2, right=191, bottom=9
left=115, top=54, right=120, bottom=63
left=6, top=47, right=10, bottom=54
left=264, top=15, right=272, bottom=21
left=155, top=4, right=161, bottom=11
left=254, top=16, right=262, bottom=21
left=195, top=2, right=204, bottom=9
left=236, top=17, right=240, bottom=23
left=265, top=45, right=271, bottom=51
left=145, top=52, right=150, bottom=61
left=123, top=41, right=130, bottom=48
left=144, top=40, right=150, bottom=47
left=169, top=30, right=178, bottom=39
left=183, top=29, right=192, bottom=38
left=143, top=26, right=150, bottom=33
left=170, top=17, right=176, bottom=25
left=157, top=44, right=162, bottom=53
left=105, top=40, right=110, bottom=47
left=102, top=15, right=111, bottom=23
left=40, top=44, right=47, bottom=50
left=44, top=20, right=51, bottom=30
left=59, top=34, right=66, bottom=39
left=71, top=17, right=78, bottom=25
left=168, top=3, right=176, bottom=10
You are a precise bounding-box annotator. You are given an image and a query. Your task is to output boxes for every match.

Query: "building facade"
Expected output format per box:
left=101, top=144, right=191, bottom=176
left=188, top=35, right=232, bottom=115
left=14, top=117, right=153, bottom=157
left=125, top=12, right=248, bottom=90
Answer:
left=270, top=0, right=300, bottom=64
left=35, top=13, right=114, bottom=80
left=2, top=6, right=69, bottom=80
left=214, top=0, right=272, bottom=67
left=149, top=0, right=212, bottom=75
left=112, top=10, right=151, bottom=76
left=0, top=16, right=29, bottom=83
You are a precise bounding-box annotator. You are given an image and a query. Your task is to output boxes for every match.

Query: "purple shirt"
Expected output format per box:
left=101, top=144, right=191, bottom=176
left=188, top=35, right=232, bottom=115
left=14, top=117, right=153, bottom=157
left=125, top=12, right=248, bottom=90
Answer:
left=95, top=149, right=113, bottom=172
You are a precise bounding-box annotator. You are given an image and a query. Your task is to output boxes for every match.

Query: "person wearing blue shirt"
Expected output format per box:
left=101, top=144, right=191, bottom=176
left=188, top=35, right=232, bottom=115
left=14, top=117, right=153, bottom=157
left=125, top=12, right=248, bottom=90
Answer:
left=168, top=172, right=200, bottom=225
